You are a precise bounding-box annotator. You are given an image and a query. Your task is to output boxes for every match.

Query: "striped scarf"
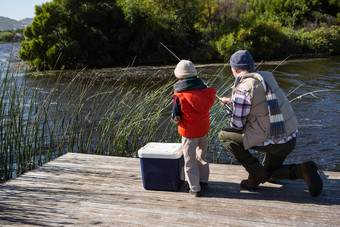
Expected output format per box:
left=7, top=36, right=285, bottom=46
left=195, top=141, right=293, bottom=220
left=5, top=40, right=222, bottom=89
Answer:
left=174, top=77, right=207, bottom=92
left=235, top=72, right=287, bottom=140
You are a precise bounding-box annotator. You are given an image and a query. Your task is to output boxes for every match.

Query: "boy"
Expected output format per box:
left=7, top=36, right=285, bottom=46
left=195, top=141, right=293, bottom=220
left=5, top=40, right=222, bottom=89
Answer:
left=172, top=60, right=216, bottom=197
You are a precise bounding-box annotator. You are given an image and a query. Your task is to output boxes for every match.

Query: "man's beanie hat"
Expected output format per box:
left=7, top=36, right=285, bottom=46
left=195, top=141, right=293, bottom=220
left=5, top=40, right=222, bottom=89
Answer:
left=230, top=50, right=255, bottom=70
left=174, top=60, right=197, bottom=79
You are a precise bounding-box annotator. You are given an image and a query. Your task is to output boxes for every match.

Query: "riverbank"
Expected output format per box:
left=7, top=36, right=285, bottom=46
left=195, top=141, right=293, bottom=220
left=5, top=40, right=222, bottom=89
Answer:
left=25, top=53, right=334, bottom=82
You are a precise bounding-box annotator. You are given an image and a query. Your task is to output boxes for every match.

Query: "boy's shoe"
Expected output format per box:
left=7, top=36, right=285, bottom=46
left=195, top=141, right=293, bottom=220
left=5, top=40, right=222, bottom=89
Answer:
left=189, top=190, right=201, bottom=197
left=301, top=161, right=323, bottom=197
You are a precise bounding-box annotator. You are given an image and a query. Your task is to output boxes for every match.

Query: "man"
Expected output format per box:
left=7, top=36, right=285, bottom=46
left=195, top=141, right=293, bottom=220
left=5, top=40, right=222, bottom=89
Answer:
left=218, top=50, right=323, bottom=197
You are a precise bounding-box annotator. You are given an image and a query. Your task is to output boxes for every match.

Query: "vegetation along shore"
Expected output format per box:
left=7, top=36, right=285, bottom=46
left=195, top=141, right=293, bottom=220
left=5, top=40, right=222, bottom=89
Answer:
left=13, top=0, right=340, bottom=70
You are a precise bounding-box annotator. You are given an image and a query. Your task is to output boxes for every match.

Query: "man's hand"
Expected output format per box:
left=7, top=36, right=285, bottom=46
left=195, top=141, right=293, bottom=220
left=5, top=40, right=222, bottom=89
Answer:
left=219, top=97, right=232, bottom=106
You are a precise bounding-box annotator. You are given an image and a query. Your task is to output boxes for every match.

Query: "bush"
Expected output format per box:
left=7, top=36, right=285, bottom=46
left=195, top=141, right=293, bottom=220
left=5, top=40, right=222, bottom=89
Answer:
left=309, top=25, right=340, bottom=53
left=283, top=25, right=340, bottom=54
left=282, top=27, right=312, bottom=54
left=0, top=31, right=16, bottom=43
left=215, top=20, right=287, bottom=60
left=215, top=32, right=249, bottom=61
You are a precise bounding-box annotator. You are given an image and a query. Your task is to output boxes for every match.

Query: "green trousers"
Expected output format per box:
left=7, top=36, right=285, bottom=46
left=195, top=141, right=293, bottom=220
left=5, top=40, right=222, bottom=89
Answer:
left=218, top=128, right=303, bottom=180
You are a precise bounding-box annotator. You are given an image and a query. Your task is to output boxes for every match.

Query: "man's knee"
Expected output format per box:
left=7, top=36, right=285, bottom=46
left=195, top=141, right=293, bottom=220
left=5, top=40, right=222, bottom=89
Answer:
left=218, top=129, right=238, bottom=142
left=218, top=130, right=228, bottom=143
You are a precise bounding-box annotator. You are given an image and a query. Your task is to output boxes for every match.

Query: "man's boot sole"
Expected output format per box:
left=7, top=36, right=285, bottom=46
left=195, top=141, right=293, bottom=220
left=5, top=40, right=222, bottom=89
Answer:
left=302, top=161, right=323, bottom=197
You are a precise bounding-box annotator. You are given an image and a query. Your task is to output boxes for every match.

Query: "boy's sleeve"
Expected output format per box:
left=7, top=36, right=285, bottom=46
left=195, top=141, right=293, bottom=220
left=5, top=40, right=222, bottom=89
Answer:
left=172, top=95, right=181, bottom=121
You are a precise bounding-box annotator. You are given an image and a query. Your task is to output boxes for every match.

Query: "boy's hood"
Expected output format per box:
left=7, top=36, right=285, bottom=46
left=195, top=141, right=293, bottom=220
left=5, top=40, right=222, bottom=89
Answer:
left=181, top=87, right=216, bottom=113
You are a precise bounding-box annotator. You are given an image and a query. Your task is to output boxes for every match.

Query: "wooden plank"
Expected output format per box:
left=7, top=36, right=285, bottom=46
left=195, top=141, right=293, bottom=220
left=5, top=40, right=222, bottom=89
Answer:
left=0, top=153, right=339, bottom=226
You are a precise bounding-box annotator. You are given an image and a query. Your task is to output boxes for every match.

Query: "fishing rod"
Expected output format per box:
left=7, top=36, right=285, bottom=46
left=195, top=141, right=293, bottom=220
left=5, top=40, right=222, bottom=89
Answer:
left=216, top=94, right=233, bottom=115
left=160, top=42, right=181, bottom=62
left=160, top=42, right=233, bottom=115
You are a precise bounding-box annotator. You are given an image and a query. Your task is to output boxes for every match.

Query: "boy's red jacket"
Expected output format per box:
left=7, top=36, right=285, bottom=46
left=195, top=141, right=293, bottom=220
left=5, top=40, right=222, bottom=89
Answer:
left=174, top=87, right=216, bottom=137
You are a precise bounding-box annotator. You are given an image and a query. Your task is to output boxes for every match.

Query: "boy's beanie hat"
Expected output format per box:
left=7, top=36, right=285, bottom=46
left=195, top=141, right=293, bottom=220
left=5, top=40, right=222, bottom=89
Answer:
left=174, top=60, right=197, bottom=79
left=230, top=50, right=255, bottom=70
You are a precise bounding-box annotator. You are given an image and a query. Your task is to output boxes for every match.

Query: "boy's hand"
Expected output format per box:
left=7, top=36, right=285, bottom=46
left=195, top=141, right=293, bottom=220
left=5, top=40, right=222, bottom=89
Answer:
left=173, top=116, right=181, bottom=123
left=219, top=97, right=231, bottom=106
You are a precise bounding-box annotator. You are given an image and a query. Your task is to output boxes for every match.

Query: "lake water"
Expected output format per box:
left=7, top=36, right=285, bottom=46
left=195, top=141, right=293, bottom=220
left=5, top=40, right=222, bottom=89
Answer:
left=1, top=43, right=339, bottom=171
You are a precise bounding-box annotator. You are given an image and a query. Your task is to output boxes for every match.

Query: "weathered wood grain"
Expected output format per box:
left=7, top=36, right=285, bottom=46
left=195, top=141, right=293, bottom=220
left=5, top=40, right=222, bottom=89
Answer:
left=1, top=153, right=339, bottom=226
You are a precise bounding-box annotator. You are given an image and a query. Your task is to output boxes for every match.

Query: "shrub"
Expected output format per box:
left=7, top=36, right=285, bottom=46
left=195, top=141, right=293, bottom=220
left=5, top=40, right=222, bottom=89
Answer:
left=309, top=25, right=340, bottom=53
left=215, top=20, right=287, bottom=60
left=283, top=25, right=340, bottom=54
left=282, top=27, right=312, bottom=54
left=0, top=31, right=15, bottom=43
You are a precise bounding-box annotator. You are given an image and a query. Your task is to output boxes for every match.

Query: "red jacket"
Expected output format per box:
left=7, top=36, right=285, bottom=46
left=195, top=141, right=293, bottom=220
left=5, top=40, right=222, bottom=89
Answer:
left=174, top=87, right=216, bottom=137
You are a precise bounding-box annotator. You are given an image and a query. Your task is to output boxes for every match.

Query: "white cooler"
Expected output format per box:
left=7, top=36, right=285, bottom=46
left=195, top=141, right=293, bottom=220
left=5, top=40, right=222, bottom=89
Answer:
left=138, top=142, right=184, bottom=191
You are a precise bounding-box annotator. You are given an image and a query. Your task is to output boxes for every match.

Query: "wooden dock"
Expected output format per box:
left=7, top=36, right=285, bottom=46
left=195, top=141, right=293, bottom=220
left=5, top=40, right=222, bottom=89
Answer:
left=1, top=153, right=339, bottom=226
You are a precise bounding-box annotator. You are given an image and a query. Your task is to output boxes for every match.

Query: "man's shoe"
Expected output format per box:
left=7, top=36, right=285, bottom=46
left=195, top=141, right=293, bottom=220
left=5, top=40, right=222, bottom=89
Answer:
left=200, top=182, right=208, bottom=187
left=301, top=161, right=323, bottom=197
left=240, top=170, right=271, bottom=190
left=189, top=190, right=201, bottom=197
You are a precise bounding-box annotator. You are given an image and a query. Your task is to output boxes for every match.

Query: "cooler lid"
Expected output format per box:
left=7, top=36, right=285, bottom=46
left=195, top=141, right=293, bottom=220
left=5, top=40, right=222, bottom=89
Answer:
left=138, top=142, right=182, bottom=159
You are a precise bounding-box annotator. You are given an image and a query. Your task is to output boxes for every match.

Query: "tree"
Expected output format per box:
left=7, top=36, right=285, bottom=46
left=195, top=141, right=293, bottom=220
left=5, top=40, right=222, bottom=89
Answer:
left=19, top=1, right=66, bottom=69
left=119, top=0, right=206, bottom=59
left=19, top=0, right=132, bottom=70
